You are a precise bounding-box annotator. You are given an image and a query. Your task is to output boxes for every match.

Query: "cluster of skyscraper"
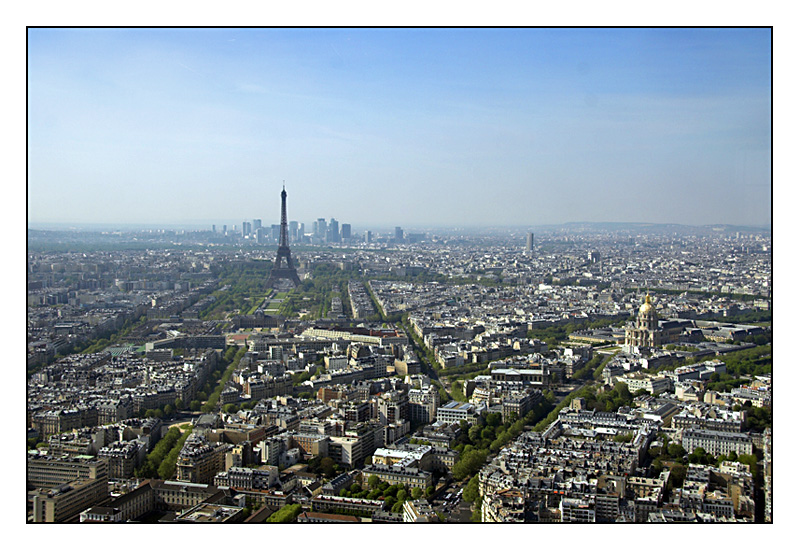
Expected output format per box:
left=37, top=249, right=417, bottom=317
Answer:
left=311, top=218, right=352, bottom=243
left=200, top=188, right=434, bottom=250
left=210, top=219, right=351, bottom=245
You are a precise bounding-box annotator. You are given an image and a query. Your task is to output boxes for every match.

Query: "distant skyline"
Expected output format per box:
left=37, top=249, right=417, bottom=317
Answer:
left=28, top=28, right=771, bottom=229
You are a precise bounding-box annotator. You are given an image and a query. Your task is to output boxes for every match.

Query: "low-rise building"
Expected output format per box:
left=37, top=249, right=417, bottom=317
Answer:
left=310, top=494, right=384, bottom=517
left=27, top=453, right=108, bottom=490
left=32, top=476, right=109, bottom=523
left=360, top=463, right=432, bottom=490
left=176, top=503, right=245, bottom=523
left=619, top=374, right=672, bottom=396
left=560, top=496, right=596, bottom=523
left=298, top=511, right=362, bottom=523
left=403, top=499, right=438, bottom=522
left=681, top=428, right=753, bottom=457
left=176, top=434, right=233, bottom=484
left=436, top=401, right=482, bottom=425
left=502, top=389, right=543, bottom=422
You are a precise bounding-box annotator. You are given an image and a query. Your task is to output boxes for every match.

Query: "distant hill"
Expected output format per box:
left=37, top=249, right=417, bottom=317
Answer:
left=554, top=222, right=771, bottom=235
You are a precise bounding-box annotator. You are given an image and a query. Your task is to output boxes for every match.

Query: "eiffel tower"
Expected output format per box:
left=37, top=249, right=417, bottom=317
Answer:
left=266, top=185, right=301, bottom=288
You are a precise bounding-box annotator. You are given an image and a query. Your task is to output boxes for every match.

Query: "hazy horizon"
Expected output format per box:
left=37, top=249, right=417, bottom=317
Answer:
left=27, top=219, right=772, bottom=235
left=28, top=28, right=772, bottom=228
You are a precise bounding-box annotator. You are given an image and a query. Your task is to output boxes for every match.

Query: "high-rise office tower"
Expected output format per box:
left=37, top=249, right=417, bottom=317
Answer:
left=328, top=218, right=340, bottom=242
left=341, top=223, right=351, bottom=240
left=395, top=227, right=404, bottom=241
left=365, top=230, right=372, bottom=243
left=212, top=225, right=216, bottom=233
left=242, top=221, right=252, bottom=238
left=253, top=219, right=262, bottom=231
left=289, top=221, right=299, bottom=242
left=266, top=186, right=301, bottom=288
left=316, top=218, right=327, bottom=238
left=526, top=232, right=534, bottom=253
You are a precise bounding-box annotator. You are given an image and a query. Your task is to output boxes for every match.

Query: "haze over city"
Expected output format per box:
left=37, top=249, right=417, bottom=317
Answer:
left=27, top=28, right=771, bottom=230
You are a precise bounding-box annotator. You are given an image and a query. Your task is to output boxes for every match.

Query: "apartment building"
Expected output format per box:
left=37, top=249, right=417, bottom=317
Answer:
left=681, top=428, right=753, bottom=457
left=32, top=476, right=109, bottom=523
left=176, top=434, right=232, bottom=484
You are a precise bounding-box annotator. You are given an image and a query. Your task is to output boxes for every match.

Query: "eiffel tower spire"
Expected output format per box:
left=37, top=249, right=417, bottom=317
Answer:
left=279, top=185, right=289, bottom=248
left=266, top=185, right=301, bottom=288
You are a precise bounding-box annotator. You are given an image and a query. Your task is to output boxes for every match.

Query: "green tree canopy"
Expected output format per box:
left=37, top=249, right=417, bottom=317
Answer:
left=486, top=412, right=502, bottom=427
left=452, top=449, right=489, bottom=481
left=669, top=464, right=687, bottom=490
left=463, top=474, right=480, bottom=503
left=267, top=504, right=303, bottom=523
left=320, top=457, right=336, bottom=478
left=688, top=447, right=716, bottom=465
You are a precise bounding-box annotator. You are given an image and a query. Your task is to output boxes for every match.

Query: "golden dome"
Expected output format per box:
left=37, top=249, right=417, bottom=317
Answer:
left=639, top=294, right=654, bottom=315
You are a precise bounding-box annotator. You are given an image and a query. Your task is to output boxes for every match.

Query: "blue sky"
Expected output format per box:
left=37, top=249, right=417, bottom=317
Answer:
left=27, top=28, right=772, bottom=229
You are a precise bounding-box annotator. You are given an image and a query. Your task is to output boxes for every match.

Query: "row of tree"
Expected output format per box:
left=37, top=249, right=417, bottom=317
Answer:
left=720, top=344, right=772, bottom=378
left=549, top=381, right=641, bottom=417
left=622, top=287, right=770, bottom=303
left=648, top=436, right=760, bottom=481
left=135, top=425, right=192, bottom=479
left=221, top=399, right=259, bottom=414
left=339, top=476, right=433, bottom=513
left=201, top=345, right=248, bottom=413
left=571, top=353, right=605, bottom=381
left=456, top=397, right=561, bottom=521
left=462, top=472, right=485, bottom=521
left=157, top=428, right=193, bottom=480
left=449, top=400, right=556, bottom=481
left=199, top=262, right=274, bottom=320
left=526, top=316, right=630, bottom=348
left=648, top=344, right=772, bottom=379
left=266, top=504, right=302, bottom=523
left=533, top=384, right=596, bottom=432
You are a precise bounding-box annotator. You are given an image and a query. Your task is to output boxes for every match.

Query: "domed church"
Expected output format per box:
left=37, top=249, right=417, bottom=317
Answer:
left=624, top=294, right=665, bottom=351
